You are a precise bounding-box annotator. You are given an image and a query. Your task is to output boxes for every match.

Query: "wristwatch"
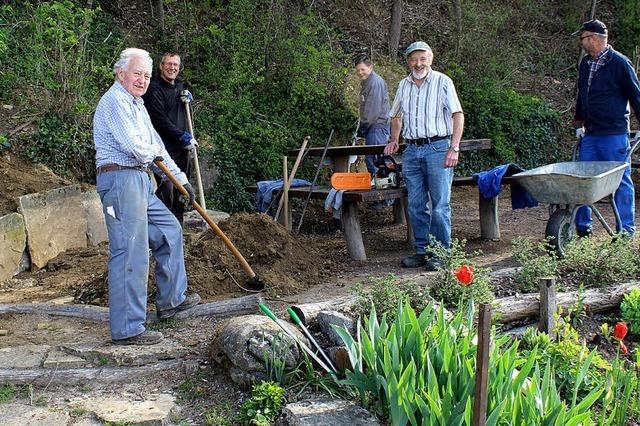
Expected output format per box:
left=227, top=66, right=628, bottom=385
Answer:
left=450, top=146, right=460, bottom=153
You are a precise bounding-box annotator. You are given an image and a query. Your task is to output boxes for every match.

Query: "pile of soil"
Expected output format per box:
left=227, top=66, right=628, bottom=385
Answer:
left=0, top=151, right=71, bottom=216
left=187, top=213, right=322, bottom=298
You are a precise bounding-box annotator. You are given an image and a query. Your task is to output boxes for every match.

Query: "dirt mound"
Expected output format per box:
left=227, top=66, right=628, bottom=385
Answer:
left=186, top=213, right=321, bottom=298
left=0, top=151, right=71, bottom=216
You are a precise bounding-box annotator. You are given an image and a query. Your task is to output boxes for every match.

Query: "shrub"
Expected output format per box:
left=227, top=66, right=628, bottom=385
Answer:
left=237, top=381, right=286, bottom=426
left=621, top=288, right=640, bottom=335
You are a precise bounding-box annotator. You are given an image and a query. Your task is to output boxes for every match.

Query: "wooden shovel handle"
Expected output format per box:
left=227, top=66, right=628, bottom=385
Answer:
left=154, top=159, right=256, bottom=278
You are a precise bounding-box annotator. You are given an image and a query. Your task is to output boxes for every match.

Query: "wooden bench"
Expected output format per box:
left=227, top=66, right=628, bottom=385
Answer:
left=251, top=139, right=513, bottom=260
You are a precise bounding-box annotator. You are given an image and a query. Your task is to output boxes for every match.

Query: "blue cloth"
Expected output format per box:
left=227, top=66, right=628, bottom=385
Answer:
left=576, top=47, right=640, bottom=136
left=473, top=164, right=538, bottom=210
left=93, top=81, right=188, bottom=185
left=97, top=169, right=188, bottom=340
left=403, top=139, right=453, bottom=253
left=576, top=134, right=634, bottom=235
left=255, top=178, right=313, bottom=212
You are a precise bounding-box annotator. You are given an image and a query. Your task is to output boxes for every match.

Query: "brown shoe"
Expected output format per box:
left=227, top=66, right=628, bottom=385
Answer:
left=112, top=330, right=164, bottom=346
left=156, top=293, right=201, bottom=320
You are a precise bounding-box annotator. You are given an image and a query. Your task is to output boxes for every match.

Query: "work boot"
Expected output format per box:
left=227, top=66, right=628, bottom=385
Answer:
left=156, top=293, right=201, bottom=320
left=425, top=258, right=444, bottom=272
left=112, top=330, right=164, bottom=346
left=401, top=254, right=426, bottom=268
left=576, top=227, right=592, bottom=238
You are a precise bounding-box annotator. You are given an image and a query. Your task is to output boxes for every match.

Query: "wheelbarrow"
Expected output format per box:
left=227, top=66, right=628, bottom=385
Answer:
left=513, top=136, right=640, bottom=255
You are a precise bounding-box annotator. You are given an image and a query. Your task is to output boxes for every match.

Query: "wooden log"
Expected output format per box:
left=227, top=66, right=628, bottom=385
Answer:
left=392, top=198, right=405, bottom=225
left=0, top=294, right=263, bottom=323
left=479, top=195, right=500, bottom=240
left=283, top=156, right=289, bottom=230
left=341, top=201, right=366, bottom=261
left=538, top=277, right=556, bottom=339
left=473, top=303, right=491, bottom=426
left=290, top=295, right=358, bottom=325
left=0, top=360, right=183, bottom=385
left=495, top=281, right=640, bottom=323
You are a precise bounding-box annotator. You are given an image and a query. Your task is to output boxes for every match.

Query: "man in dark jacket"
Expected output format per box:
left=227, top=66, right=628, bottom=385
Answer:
left=143, top=52, right=197, bottom=223
left=573, top=19, right=640, bottom=237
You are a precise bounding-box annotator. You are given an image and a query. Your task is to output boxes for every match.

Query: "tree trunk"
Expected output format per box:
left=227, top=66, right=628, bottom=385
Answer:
left=152, top=0, right=165, bottom=33
left=389, top=0, right=403, bottom=58
left=451, top=0, right=462, bottom=57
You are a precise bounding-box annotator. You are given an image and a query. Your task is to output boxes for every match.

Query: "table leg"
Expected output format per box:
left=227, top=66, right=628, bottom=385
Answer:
left=341, top=201, right=366, bottom=261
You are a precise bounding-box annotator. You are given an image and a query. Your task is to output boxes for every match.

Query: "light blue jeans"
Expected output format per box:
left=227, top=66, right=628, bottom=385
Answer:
left=576, top=134, right=635, bottom=235
left=97, top=169, right=188, bottom=340
left=365, top=124, right=390, bottom=174
left=402, top=139, right=453, bottom=253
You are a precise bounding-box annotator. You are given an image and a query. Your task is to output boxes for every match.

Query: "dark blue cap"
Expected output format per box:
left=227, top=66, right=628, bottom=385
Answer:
left=572, top=19, right=607, bottom=36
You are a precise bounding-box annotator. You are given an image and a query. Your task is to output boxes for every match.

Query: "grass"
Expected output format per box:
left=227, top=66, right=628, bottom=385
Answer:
left=0, top=384, right=16, bottom=403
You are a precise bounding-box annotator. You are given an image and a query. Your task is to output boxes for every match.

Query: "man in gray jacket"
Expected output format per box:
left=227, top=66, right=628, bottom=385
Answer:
left=355, top=55, right=391, bottom=175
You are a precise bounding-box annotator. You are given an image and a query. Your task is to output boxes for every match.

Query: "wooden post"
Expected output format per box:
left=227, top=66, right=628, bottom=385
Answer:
left=538, top=277, right=557, bottom=339
left=473, top=303, right=491, bottom=426
left=342, top=201, right=366, bottom=261
left=282, top=156, right=289, bottom=230
left=392, top=198, right=405, bottom=225
left=479, top=195, right=500, bottom=240
left=402, top=196, right=414, bottom=244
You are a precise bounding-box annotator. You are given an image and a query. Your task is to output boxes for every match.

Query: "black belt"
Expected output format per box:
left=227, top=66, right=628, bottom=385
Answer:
left=96, top=163, right=152, bottom=176
left=405, top=136, right=450, bottom=145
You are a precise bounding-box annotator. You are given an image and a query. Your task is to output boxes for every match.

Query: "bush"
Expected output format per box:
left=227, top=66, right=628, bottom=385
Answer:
left=621, top=288, right=640, bottom=335
left=512, top=237, right=559, bottom=292
left=237, top=381, right=286, bottom=426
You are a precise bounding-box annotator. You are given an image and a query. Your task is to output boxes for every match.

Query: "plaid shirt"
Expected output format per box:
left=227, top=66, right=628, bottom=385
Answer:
left=587, top=46, right=610, bottom=91
left=93, top=81, right=188, bottom=185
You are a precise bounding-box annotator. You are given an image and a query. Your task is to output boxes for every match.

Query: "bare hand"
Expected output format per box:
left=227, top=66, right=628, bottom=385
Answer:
left=444, top=149, right=459, bottom=168
left=384, top=141, right=399, bottom=155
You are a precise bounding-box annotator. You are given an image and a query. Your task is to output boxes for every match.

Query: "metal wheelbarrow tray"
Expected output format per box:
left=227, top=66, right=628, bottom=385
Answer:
left=513, top=161, right=627, bottom=205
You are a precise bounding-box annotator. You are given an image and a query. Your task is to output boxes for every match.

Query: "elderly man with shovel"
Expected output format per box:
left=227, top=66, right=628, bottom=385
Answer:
left=143, top=51, right=201, bottom=223
left=94, top=48, right=201, bottom=345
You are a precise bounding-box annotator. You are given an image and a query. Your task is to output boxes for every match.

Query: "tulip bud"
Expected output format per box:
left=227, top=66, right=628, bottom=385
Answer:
left=613, top=322, right=628, bottom=341
left=620, top=341, right=629, bottom=355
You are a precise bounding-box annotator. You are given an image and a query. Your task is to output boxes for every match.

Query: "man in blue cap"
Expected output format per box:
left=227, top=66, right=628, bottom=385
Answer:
left=573, top=19, right=640, bottom=237
left=384, top=41, right=464, bottom=270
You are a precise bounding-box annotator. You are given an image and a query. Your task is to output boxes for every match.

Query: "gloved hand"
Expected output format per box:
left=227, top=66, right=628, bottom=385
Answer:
left=184, top=138, right=198, bottom=151
left=180, top=89, right=193, bottom=103
left=180, top=131, right=193, bottom=147
left=153, top=155, right=164, bottom=163
left=575, top=127, right=585, bottom=139
left=180, top=182, right=196, bottom=207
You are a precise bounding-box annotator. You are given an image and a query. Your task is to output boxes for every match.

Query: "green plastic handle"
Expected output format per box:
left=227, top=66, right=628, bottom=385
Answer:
left=259, top=303, right=278, bottom=322
left=287, top=307, right=302, bottom=325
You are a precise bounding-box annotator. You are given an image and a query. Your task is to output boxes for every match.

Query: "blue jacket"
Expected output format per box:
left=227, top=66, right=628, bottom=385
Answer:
left=575, top=47, right=640, bottom=136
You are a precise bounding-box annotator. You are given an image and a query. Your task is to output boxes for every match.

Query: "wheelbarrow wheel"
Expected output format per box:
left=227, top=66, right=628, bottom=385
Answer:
left=545, top=209, right=574, bottom=256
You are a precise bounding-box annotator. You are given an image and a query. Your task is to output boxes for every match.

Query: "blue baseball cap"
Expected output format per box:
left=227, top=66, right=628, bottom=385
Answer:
left=405, top=41, right=432, bottom=56
left=571, top=19, right=607, bottom=36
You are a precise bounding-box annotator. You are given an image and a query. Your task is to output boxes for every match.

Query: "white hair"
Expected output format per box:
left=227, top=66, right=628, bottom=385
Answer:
left=113, top=48, right=153, bottom=75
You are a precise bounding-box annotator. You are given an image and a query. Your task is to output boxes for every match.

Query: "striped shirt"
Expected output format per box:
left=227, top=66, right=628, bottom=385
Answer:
left=94, top=81, right=188, bottom=185
left=390, top=70, right=463, bottom=140
left=587, top=46, right=610, bottom=92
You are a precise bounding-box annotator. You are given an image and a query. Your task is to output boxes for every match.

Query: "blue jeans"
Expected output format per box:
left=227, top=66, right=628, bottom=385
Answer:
left=97, top=169, right=188, bottom=340
left=365, top=124, right=390, bottom=174
left=576, top=134, right=635, bottom=235
left=402, top=139, right=453, bottom=253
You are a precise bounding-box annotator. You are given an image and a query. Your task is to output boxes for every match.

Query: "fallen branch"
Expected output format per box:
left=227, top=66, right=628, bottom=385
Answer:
left=0, top=360, right=183, bottom=385
left=495, top=281, right=639, bottom=323
left=0, top=293, right=263, bottom=322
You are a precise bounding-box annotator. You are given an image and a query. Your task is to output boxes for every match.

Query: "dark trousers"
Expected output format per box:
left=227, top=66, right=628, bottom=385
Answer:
left=156, top=150, right=191, bottom=223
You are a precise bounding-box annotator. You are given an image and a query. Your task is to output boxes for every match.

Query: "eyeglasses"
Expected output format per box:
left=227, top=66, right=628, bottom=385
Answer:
left=580, top=34, right=595, bottom=41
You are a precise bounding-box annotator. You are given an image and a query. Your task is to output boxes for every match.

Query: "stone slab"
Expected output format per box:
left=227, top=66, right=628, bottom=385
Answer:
left=82, top=191, right=108, bottom=246
left=281, top=398, right=382, bottom=425
left=43, top=348, right=89, bottom=369
left=0, top=344, right=50, bottom=369
left=183, top=209, right=230, bottom=232
left=0, top=213, right=26, bottom=283
left=18, top=185, right=87, bottom=269
left=0, top=403, right=70, bottom=426
left=64, top=341, right=187, bottom=367
left=81, top=393, right=175, bottom=425
left=317, top=311, right=355, bottom=347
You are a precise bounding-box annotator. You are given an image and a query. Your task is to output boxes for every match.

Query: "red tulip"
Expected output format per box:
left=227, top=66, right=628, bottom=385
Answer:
left=620, top=342, right=629, bottom=355
left=613, top=322, right=628, bottom=341
left=453, top=265, right=474, bottom=286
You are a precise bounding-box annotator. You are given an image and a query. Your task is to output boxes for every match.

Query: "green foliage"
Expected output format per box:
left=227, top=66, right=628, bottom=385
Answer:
left=351, top=274, right=431, bottom=322
left=203, top=401, right=234, bottom=426
left=612, top=0, right=640, bottom=58
left=454, top=74, right=562, bottom=176
left=262, top=333, right=289, bottom=385
left=621, top=288, right=640, bottom=335
left=333, top=301, right=603, bottom=425
left=430, top=239, right=494, bottom=308
left=237, top=381, right=286, bottom=426
left=176, top=372, right=210, bottom=402
left=0, top=384, right=16, bottom=404
left=0, top=134, right=9, bottom=153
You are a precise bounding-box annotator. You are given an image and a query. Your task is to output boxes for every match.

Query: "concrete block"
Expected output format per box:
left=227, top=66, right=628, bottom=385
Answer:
left=18, top=185, right=87, bottom=269
left=0, top=344, right=50, bottom=369
left=281, top=398, right=382, bottom=425
left=0, top=213, right=26, bottom=282
left=82, top=191, right=108, bottom=246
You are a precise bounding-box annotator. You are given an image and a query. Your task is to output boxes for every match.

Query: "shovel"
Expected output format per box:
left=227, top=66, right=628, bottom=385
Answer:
left=154, top=159, right=265, bottom=291
left=181, top=90, right=206, bottom=209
